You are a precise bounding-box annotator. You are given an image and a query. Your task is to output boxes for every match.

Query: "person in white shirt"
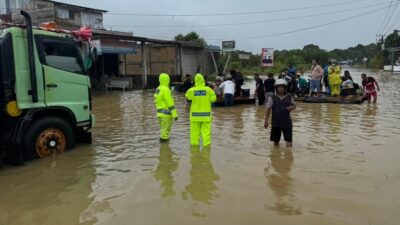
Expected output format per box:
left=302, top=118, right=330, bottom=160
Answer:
left=219, top=75, right=235, bottom=106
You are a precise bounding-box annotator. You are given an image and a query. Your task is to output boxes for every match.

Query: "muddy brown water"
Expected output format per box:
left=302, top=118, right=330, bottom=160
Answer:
left=1, top=69, right=400, bottom=225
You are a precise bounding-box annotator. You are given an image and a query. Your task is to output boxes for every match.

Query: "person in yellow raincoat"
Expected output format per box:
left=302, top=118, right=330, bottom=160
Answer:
left=154, top=73, right=178, bottom=141
left=328, top=60, right=342, bottom=96
left=185, top=73, right=216, bottom=146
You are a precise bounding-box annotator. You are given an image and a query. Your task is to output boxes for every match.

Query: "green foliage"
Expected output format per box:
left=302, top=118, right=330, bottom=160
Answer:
left=174, top=32, right=207, bottom=47
left=219, top=43, right=380, bottom=75
left=380, top=30, right=400, bottom=65
left=369, top=54, right=385, bottom=69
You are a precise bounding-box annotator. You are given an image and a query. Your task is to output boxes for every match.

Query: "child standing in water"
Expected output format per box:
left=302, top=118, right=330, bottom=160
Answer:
left=264, top=79, right=296, bottom=147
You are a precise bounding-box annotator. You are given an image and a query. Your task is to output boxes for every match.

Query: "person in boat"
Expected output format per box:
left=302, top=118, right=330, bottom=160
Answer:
left=328, top=60, right=342, bottom=97
left=213, top=76, right=223, bottom=100
left=254, top=73, right=265, bottom=105
left=231, top=69, right=244, bottom=97
left=264, top=79, right=296, bottom=148
left=296, top=70, right=309, bottom=97
left=183, top=74, right=193, bottom=92
left=310, top=59, right=324, bottom=97
left=264, top=73, right=276, bottom=100
left=219, top=74, right=235, bottom=107
left=154, top=73, right=178, bottom=142
left=342, top=70, right=353, bottom=81
left=341, top=76, right=356, bottom=98
left=286, top=64, right=297, bottom=95
left=323, top=61, right=331, bottom=95
left=361, top=73, right=380, bottom=103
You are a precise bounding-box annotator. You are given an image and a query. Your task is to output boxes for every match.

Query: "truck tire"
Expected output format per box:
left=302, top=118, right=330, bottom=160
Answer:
left=22, top=117, right=75, bottom=160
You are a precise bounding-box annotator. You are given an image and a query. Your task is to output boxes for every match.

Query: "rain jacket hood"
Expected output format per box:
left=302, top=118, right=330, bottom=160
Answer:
left=154, top=73, right=177, bottom=118
left=194, top=73, right=205, bottom=87
left=159, top=73, right=170, bottom=87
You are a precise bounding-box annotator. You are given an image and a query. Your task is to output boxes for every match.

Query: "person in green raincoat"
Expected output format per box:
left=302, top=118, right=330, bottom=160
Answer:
left=154, top=73, right=178, bottom=142
left=328, top=60, right=342, bottom=97
left=185, top=73, right=216, bottom=146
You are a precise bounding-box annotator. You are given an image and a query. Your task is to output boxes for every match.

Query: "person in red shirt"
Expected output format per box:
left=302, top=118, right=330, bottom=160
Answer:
left=361, top=73, right=380, bottom=103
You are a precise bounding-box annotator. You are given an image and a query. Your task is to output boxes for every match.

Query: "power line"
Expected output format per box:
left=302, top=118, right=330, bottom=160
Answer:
left=104, top=2, right=390, bottom=29
left=107, top=0, right=372, bottom=17
left=380, top=0, right=400, bottom=35
left=383, top=0, right=400, bottom=35
left=377, top=0, right=394, bottom=34
left=204, top=4, right=391, bottom=41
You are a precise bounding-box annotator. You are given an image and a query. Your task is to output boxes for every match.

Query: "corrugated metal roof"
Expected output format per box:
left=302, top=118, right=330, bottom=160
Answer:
left=93, top=30, right=205, bottom=48
left=47, top=0, right=108, bottom=13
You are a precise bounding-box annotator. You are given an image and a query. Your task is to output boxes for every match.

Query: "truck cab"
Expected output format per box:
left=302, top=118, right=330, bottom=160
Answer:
left=0, top=11, right=95, bottom=164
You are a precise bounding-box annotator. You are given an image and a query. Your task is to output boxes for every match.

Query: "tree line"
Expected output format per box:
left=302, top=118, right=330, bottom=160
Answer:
left=175, top=31, right=400, bottom=75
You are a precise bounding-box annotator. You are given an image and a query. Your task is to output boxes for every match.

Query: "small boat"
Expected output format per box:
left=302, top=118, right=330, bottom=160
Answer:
left=295, top=95, right=367, bottom=104
left=214, top=95, right=256, bottom=106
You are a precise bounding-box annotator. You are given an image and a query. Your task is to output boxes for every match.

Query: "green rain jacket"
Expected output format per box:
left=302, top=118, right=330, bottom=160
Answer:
left=154, top=73, right=178, bottom=118
left=185, top=74, right=217, bottom=122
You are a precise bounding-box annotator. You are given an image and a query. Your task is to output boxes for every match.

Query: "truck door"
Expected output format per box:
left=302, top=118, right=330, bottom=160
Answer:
left=36, top=36, right=90, bottom=122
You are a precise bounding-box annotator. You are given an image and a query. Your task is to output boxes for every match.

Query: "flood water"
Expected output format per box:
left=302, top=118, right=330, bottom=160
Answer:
left=1, top=68, right=400, bottom=225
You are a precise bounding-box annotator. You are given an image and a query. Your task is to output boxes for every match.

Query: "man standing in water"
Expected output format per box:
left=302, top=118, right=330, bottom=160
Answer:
left=154, top=73, right=178, bottom=142
left=185, top=73, right=217, bottom=146
left=361, top=73, right=380, bottom=103
left=219, top=75, right=235, bottom=106
left=254, top=74, right=265, bottom=105
left=264, top=79, right=296, bottom=147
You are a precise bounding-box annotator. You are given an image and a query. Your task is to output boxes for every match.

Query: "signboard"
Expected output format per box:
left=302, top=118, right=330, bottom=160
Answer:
left=261, top=48, right=274, bottom=67
left=238, top=53, right=250, bottom=60
left=222, top=41, right=235, bottom=52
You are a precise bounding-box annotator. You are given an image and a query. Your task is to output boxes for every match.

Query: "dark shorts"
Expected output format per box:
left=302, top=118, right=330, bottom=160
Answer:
left=270, top=127, right=293, bottom=143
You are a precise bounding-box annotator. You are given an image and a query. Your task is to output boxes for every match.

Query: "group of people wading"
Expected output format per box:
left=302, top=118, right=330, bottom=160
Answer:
left=154, top=63, right=380, bottom=148
left=155, top=72, right=296, bottom=148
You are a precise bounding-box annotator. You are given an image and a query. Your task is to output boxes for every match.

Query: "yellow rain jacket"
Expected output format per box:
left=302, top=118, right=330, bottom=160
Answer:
left=185, top=74, right=216, bottom=122
left=328, top=65, right=342, bottom=85
left=154, top=73, right=178, bottom=119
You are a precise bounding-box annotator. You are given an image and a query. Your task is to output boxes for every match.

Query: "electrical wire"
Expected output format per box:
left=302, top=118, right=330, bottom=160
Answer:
left=377, top=0, right=394, bottom=35
left=382, top=0, right=400, bottom=35
left=203, top=4, right=392, bottom=41
left=104, top=2, right=391, bottom=29
left=107, top=0, right=372, bottom=17
left=380, top=0, right=400, bottom=35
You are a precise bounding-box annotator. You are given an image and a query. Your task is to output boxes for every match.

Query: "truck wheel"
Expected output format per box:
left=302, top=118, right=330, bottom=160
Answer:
left=23, top=117, right=75, bottom=160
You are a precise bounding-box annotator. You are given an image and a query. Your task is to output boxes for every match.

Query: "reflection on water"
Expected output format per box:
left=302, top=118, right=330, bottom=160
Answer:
left=265, top=149, right=301, bottom=215
left=154, top=143, right=179, bottom=198
left=1, top=69, right=400, bottom=225
left=183, top=146, right=219, bottom=205
left=0, top=146, right=96, bottom=225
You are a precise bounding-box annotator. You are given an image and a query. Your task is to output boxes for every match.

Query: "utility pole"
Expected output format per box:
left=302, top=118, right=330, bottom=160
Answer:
left=5, top=0, right=10, bottom=14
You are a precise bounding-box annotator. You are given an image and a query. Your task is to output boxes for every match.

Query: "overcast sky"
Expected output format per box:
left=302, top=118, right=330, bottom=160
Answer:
left=59, top=0, right=398, bottom=53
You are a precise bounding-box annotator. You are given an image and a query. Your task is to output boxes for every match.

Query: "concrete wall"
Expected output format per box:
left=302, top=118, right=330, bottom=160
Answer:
left=10, top=0, right=55, bottom=25
left=55, top=5, right=103, bottom=30
left=7, top=0, right=103, bottom=30
left=181, top=47, right=215, bottom=76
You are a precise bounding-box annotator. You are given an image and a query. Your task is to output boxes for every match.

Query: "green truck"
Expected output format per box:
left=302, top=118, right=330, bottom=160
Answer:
left=0, top=11, right=95, bottom=165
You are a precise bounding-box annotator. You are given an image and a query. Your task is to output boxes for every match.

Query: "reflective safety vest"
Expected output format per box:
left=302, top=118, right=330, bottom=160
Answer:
left=154, top=73, right=178, bottom=118
left=185, top=73, right=216, bottom=122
